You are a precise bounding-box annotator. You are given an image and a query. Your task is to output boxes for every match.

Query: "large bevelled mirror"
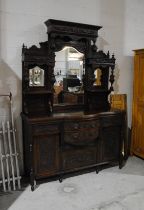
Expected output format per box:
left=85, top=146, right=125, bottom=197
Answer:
left=54, top=47, right=84, bottom=104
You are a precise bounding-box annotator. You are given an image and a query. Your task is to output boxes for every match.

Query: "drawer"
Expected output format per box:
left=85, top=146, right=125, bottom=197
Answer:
left=32, top=124, right=59, bottom=135
left=62, top=149, right=96, bottom=170
left=64, top=120, right=99, bottom=131
left=64, top=128, right=99, bottom=146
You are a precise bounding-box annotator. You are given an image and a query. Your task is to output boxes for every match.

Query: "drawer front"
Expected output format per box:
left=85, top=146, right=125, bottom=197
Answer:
left=32, top=124, right=59, bottom=136
left=64, top=128, right=99, bottom=146
left=62, top=149, right=96, bottom=170
left=64, top=120, right=99, bottom=131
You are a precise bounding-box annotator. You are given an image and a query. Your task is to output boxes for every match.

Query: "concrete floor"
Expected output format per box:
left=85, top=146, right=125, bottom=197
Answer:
left=0, top=156, right=144, bottom=210
left=0, top=182, right=28, bottom=210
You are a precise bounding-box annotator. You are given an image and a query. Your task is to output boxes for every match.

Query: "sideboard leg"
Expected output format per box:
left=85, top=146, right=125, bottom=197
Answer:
left=96, top=167, right=99, bottom=174
left=30, top=169, right=36, bottom=191
left=119, top=154, right=124, bottom=169
left=59, top=178, right=63, bottom=183
left=59, top=175, right=63, bottom=183
left=31, top=185, right=35, bottom=191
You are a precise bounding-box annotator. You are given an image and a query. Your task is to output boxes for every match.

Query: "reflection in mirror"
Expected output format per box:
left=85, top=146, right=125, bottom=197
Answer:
left=54, top=47, right=84, bottom=104
left=94, top=68, right=102, bottom=86
left=29, top=66, right=44, bottom=87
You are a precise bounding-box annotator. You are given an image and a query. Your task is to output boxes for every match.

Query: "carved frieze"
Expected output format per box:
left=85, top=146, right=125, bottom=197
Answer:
left=45, top=19, right=102, bottom=39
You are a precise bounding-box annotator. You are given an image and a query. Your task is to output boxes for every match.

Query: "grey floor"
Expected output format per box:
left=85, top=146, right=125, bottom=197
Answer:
left=0, top=156, right=144, bottom=210
left=0, top=182, right=28, bottom=210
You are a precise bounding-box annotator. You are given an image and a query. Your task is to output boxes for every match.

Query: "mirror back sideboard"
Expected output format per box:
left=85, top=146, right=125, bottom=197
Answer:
left=21, top=19, right=125, bottom=191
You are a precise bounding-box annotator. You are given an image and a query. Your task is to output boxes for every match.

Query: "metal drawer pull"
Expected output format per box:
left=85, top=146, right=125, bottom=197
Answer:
left=72, top=133, right=79, bottom=139
left=74, top=124, right=79, bottom=129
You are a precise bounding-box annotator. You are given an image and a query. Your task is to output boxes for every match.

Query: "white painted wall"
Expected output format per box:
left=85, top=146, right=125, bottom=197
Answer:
left=0, top=0, right=144, bottom=172
left=99, top=0, right=144, bottom=128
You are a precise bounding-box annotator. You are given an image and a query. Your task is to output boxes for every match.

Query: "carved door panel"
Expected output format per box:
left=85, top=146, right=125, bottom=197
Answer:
left=62, top=148, right=96, bottom=171
left=131, top=52, right=144, bottom=158
left=100, top=126, right=121, bottom=163
left=99, top=114, right=123, bottom=163
left=34, top=134, right=59, bottom=178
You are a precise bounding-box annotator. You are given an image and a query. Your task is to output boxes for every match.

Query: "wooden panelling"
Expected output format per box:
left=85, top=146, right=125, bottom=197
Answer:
left=110, top=94, right=127, bottom=111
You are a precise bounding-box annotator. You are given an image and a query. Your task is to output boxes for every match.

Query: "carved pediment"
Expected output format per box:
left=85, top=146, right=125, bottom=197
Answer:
left=45, top=19, right=102, bottom=39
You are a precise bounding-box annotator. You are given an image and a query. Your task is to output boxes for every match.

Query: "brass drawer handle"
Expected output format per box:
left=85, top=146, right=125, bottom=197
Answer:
left=73, top=123, right=79, bottom=129
left=72, top=133, right=79, bottom=139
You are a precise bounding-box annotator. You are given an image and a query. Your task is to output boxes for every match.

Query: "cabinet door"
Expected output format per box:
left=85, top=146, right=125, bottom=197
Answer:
left=99, top=115, right=123, bottom=163
left=132, top=53, right=144, bottom=158
left=100, top=126, right=121, bottom=162
left=34, top=134, right=59, bottom=178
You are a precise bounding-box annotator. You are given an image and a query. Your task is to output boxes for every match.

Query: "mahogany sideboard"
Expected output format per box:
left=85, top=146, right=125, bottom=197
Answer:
left=22, top=110, right=125, bottom=191
left=21, top=19, right=126, bottom=191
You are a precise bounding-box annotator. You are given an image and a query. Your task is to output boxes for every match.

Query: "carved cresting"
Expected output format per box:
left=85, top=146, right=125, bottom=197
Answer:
left=45, top=19, right=103, bottom=58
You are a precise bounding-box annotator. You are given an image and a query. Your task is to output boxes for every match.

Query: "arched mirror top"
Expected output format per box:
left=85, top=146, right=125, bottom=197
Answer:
left=54, top=47, right=84, bottom=78
left=54, top=47, right=84, bottom=105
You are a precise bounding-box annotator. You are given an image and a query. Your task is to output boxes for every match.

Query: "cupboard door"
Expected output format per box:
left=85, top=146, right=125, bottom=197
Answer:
left=132, top=53, right=144, bottom=158
left=34, top=134, right=59, bottom=178
left=99, top=114, right=123, bottom=163
left=100, top=126, right=121, bottom=163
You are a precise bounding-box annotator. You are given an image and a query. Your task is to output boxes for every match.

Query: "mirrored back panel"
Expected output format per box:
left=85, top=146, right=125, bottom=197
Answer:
left=54, top=47, right=84, bottom=105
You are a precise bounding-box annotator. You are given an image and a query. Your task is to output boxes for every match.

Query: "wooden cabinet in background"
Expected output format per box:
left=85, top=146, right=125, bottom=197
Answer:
left=131, top=49, right=144, bottom=158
